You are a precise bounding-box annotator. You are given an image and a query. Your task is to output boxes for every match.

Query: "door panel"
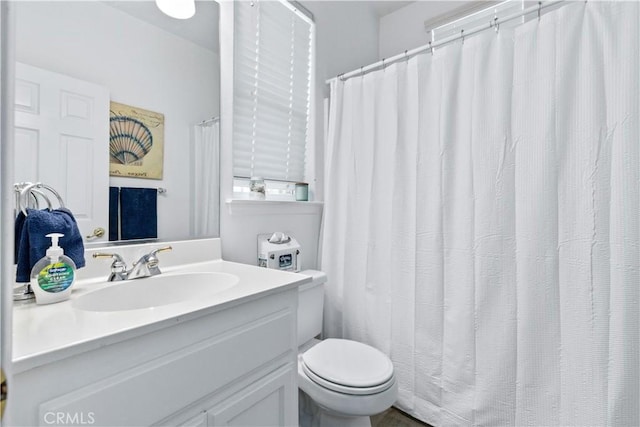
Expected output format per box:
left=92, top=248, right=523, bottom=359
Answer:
left=14, top=63, right=109, bottom=242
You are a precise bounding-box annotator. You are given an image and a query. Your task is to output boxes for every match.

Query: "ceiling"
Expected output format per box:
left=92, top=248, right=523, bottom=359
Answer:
left=369, top=1, right=414, bottom=17
left=105, top=0, right=219, bottom=52
left=105, top=1, right=417, bottom=53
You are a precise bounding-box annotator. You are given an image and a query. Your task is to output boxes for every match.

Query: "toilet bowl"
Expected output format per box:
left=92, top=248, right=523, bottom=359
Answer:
left=297, top=271, right=397, bottom=427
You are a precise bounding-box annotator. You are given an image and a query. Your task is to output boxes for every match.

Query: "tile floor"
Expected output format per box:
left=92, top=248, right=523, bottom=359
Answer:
left=371, top=407, right=431, bottom=427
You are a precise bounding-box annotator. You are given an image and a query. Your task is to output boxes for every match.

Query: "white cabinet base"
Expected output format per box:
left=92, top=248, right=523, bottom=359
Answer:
left=11, top=289, right=298, bottom=427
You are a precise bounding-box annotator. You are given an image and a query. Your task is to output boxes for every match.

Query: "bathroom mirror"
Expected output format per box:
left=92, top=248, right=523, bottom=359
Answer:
left=13, top=0, right=220, bottom=244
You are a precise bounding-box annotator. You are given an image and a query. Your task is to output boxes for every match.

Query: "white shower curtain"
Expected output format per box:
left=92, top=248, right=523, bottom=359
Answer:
left=193, top=120, right=220, bottom=237
left=322, top=2, right=639, bottom=426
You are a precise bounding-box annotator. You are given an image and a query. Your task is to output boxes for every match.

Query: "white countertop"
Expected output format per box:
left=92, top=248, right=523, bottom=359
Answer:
left=12, top=239, right=310, bottom=373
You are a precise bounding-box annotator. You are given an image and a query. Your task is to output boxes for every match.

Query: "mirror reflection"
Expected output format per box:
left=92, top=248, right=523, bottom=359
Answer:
left=13, top=0, right=220, bottom=244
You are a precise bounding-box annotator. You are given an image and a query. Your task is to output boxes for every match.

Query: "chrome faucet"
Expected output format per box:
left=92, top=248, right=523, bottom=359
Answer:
left=93, top=246, right=172, bottom=281
left=128, top=246, right=172, bottom=279
left=92, top=252, right=129, bottom=281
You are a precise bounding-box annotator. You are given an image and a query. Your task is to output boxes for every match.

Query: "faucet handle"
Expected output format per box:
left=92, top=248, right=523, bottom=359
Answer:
left=145, top=246, right=172, bottom=270
left=150, top=246, right=172, bottom=257
left=93, top=252, right=128, bottom=281
left=93, top=252, right=125, bottom=265
left=128, top=246, right=172, bottom=278
left=133, top=246, right=172, bottom=265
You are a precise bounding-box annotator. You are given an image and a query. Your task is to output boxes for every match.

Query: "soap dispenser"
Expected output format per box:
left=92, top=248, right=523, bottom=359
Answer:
left=30, top=233, right=77, bottom=304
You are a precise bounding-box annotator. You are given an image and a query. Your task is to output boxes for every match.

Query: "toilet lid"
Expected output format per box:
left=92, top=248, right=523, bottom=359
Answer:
left=301, top=339, right=394, bottom=389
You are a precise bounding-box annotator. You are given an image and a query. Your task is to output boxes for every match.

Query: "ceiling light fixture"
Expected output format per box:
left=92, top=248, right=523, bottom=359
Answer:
left=155, top=0, right=196, bottom=19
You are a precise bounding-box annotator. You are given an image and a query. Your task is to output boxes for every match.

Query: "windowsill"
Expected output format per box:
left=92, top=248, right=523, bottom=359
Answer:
left=225, top=199, right=324, bottom=216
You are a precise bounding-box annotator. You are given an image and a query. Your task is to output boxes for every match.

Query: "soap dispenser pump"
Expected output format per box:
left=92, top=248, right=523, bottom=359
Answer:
left=30, top=233, right=77, bottom=304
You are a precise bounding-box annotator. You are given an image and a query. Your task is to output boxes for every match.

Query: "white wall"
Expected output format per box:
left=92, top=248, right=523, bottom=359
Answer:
left=309, top=1, right=381, bottom=80
left=14, top=1, right=219, bottom=241
left=219, top=1, right=379, bottom=268
left=379, top=1, right=480, bottom=59
left=306, top=0, right=381, bottom=202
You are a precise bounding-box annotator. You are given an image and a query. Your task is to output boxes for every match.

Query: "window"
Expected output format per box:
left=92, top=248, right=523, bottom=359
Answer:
left=232, top=0, right=313, bottom=187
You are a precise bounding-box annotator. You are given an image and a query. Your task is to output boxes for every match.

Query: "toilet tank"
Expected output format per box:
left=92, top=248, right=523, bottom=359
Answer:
left=297, top=270, right=327, bottom=346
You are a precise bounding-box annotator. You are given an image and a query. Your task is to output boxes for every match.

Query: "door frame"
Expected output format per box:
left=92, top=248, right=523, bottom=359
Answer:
left=0, top=1, right=16, bottom=425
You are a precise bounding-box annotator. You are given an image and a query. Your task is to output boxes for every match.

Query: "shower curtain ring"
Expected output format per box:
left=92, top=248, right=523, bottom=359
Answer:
left=382, top=58, right=386, bottom=70
left=461, top=29, right=465, bottom=45
left=429, top=41, right=434, bottom=55
left=538, top=1, right=542, bottom=21
left=494, top=17, right=499, bottom=33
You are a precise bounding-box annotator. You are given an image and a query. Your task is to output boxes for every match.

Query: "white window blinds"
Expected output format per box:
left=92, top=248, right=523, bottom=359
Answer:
left=233, top=0, right=312, bottom=182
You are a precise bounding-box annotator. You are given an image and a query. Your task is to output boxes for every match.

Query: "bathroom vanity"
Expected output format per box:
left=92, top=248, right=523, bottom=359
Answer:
left=9, top=239, right=308, bottom=426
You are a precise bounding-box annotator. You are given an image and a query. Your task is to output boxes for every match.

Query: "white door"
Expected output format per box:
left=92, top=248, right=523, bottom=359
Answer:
left=14, top=62, right=110, bottom=242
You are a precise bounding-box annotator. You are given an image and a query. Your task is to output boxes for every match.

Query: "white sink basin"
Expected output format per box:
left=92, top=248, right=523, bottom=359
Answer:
left=72, top=272, right=240, bottom=312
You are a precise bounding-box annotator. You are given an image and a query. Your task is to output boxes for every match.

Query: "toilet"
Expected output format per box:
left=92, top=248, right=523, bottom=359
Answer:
left=297, top=270, right=398, bottom=427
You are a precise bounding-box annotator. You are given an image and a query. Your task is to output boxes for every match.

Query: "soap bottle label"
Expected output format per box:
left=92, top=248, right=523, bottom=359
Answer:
left=37, top=263, right=74, bottom=293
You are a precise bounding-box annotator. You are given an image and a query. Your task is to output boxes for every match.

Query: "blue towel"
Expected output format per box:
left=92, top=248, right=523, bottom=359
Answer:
left=120, top=187, right=157, bottom=240
left=16, top=208, right=86, bottom=283
left=109, top=187, right=120, bottom=241
left=14, top=211, right=27, bottom=264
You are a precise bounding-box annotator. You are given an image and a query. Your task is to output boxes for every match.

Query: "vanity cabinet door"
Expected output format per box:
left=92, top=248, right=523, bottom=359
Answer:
left=207, top=365, right=297, bottom=427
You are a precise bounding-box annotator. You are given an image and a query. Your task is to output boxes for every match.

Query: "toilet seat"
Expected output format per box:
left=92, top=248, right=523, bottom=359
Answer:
left=300, top=339, right=395, bottom=396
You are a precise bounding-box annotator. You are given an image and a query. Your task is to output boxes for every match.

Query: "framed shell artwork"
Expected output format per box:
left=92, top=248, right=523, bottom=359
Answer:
left=109, top=101, right=164, bottom=180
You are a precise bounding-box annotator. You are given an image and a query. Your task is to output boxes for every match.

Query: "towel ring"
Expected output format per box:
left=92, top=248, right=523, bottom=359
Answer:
left=27, top=189, right=53, bottom=211
left=17, top=188, right=41, bottom=211
left=19, top=183, right=64, bottom=216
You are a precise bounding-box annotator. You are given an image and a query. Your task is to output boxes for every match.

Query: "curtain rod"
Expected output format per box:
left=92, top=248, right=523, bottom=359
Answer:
left=327, top=0, right=565, bottom=84
left=198, top=116, right=219, bottom=126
